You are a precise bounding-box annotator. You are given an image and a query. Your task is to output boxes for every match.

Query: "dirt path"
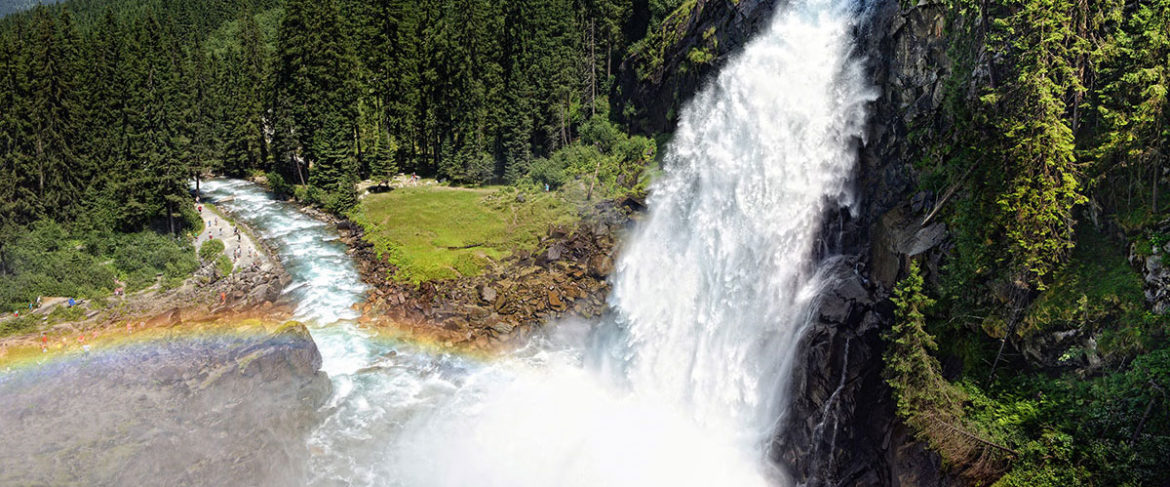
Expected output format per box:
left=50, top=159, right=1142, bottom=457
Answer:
left=196, top=201, right=267, bottom=271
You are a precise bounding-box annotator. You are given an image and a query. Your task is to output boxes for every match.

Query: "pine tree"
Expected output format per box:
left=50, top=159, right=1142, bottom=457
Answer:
left=883, top=261, right=1014, bottom=475
left=369, top=129, right=398, bottom=187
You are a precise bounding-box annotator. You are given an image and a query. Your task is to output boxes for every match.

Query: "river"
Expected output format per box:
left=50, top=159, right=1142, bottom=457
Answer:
left=2, top=0, right=872, bottom=483
left=206, top=0, right=872, bottom=481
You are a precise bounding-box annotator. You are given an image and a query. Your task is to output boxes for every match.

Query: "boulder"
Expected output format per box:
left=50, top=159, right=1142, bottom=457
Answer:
left=479, top=286, right=498, bottom=304
left=0, top=322, right=329, bottom=486
left=587, top=254, right=614, bottom=278
left=548, top=290, right=566, bottom=311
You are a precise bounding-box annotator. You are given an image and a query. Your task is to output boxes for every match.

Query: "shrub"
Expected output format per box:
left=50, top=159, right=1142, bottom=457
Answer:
left=0, top=220, right=198, bottom=318
left=215, top=254, right=234, bottom=277
left=113, top=232, right=198, bottom=290
left=524, top=157, right=568, bottom=190
left=199, top=239, right=225, bottom=262
left=267, top=171, right=292, bottom=198
left=323, top=184, right=358, bottom=215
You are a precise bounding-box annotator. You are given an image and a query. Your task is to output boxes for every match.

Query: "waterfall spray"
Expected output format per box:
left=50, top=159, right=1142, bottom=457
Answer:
left=202, top=0, right=875, bottom=483
left=606, top=0, right=875, bottom=458
left=386, top=0, right=875, bottom=484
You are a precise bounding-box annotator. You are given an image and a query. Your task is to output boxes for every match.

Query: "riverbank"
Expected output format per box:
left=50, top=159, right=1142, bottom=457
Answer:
left=336, top=190, right=638, bottom=349
left=0, top=188, right=294, bottom=358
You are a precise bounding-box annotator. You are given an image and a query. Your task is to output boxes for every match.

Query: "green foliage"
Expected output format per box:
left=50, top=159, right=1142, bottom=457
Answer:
left=110, top=230, right=200, bottom=290
left=0, top=220, right=195, bottom=313
left=1089, top=0, right=1170, bottom=221
left=199, top=238, right=225, bottom=262
left=368, top=131, right=398, bottom=186
left=885, top=261, right=968, bottom=441
left=266, top=171, right=292, bottom=198
left=322, top=181, right=359, bottom=215
left=0, top=313, right=41, bottom=336
left=2, top=0, right=654, bottom=224
left=1024, top=224, right=1164, bottom=356
left=215, top=254, right=234, bottom=277
left=985, top=0, right=1087, bottom=289
left=351, top=185, right=575, bottom=283
left=522, top=115, right=655, bottom=198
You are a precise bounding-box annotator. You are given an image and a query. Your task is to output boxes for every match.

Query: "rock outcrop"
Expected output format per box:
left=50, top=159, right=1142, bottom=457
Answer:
left=610, top=0, right=959, bottom=483
left=613, top=0, right=779, bottom=134
left=338, top=209, right=624, bottom=348
left=1129, top=226, right=1170, bottom=314
left=618, top=0, right=962, bottom=484
left=773, top=1, right=959, bottom=485
left=0, top=322, right=330, bottom=487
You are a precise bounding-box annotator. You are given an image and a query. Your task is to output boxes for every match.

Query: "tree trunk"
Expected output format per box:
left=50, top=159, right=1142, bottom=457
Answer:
left=1130, top=380, right=1166, bottom=446
left=1153, top=162, right=1160, bottom=213
left=587, top=155, right=602, bottom=201
left=988, top=282, right=1029, bottom=383
left=590, top=18, right=596, bottom=117
left=167, top=200, right=174, bottom=235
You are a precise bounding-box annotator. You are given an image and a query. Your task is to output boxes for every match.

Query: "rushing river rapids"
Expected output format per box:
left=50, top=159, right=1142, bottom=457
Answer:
left=0, top=0, right=872, bottom=484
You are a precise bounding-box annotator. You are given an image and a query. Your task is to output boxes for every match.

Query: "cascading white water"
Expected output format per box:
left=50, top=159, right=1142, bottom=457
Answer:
left=607, top=0, right=875, bottom=447
left=198, top=0, right=872, bottom=483
left=383, top=0, right=875, bottom=484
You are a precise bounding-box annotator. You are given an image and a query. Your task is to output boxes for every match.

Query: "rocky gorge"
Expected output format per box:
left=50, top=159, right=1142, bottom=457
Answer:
left=614, top=0, right=963, bottom=485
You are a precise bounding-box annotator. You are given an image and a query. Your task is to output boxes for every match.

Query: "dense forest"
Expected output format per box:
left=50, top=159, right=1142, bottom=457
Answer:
left=0, top=0, right=675, bottom=312
left=884, top=0, right=1170, bottom=485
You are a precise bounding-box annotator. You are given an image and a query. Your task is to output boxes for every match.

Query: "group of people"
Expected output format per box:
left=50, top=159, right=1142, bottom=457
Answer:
left=196, top=196, right=262, bottom=270
left=12, top=296, right=41, bottom=318
left=38, top=329, right=91, bottom=354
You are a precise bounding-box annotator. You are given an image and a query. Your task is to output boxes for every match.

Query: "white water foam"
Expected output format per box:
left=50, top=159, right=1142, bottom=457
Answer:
left=199, top=0, right=872, bottom=482
left=380, top=0, right=875, bottom=484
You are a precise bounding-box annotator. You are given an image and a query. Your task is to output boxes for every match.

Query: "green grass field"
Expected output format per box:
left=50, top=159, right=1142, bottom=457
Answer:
left=351, top=185, right=577, bottom=284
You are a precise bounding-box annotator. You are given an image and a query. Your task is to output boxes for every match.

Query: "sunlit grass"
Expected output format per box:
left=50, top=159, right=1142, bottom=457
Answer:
left=351, top=185, right=576, bottom=283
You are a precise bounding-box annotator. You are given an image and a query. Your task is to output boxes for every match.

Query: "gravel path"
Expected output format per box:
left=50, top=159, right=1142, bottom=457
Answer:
left=196, top=201, right=267, bottom=271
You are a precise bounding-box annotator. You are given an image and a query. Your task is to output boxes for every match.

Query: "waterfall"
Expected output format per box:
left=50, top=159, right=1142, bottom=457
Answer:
left=606, top=0, right=874, bottom=449
left=385, top=0, right=875, bottom=484
left=203, top=0, right=875, bottom=483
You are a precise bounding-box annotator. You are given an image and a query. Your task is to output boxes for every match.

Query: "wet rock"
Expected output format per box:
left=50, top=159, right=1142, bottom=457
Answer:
left=0, top=322, right=329, bottom=487
left=774, top=0, right=960, bottom=483
left=872, top=205, right=947, bottom=288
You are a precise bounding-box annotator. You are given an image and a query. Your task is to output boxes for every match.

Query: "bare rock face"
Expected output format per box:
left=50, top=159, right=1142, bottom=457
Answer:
left=0, top=322, right=330, bottom=487
left=1129, top=225, right=1170, bottom=314
left=772, top=1, right=963, bottom=485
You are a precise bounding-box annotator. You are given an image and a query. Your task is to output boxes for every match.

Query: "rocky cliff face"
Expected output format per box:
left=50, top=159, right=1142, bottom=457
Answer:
left=613, top=0, right=779, bottom=134
left=615, top=0, right=960, bottom=484
left=0, top=323, right=330, bottom=487
left=773, top=1, right=959, bottom=485
left=1130, top=230, right=1170, bottom=315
